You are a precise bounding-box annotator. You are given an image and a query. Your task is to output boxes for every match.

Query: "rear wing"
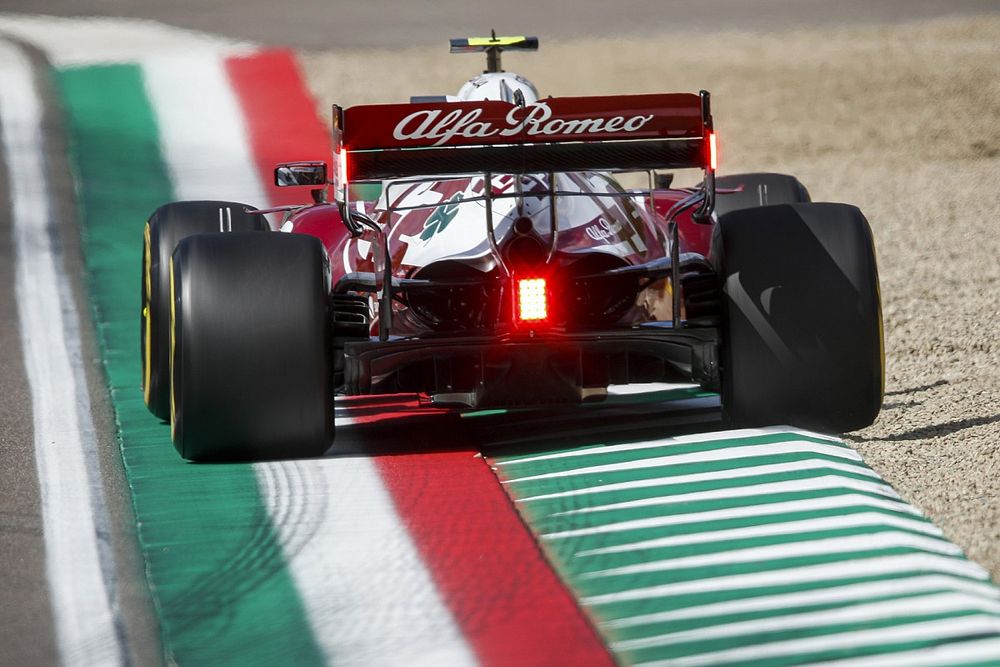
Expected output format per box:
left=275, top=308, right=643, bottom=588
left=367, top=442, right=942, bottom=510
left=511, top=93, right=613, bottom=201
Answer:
left=331, top=91, right=717, bottom=222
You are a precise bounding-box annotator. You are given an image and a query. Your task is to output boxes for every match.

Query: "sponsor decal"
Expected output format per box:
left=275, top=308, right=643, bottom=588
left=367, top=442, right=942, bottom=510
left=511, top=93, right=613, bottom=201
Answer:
left=585, top=217, right=624, bottom=241
left=419, top=191, right=464, bottom=241
left=393, top=102, right=654, bottom=147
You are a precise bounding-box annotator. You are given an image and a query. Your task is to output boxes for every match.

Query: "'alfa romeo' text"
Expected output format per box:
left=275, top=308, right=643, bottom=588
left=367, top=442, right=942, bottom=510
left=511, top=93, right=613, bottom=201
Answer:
left=393, top=103, right=655, bottom=147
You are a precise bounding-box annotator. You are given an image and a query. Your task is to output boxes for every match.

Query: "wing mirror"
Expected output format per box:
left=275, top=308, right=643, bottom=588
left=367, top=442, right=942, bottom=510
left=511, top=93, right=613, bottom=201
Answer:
left=274, top=161, right=328, bottom=187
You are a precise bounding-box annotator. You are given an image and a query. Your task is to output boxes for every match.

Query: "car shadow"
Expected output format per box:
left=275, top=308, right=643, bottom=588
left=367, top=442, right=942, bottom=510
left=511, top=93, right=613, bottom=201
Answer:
left=327, top=389, right=724, bottom=458
left=883, top=379, right=950, bottom=397
left=845, top=413, right=1000, bottom=443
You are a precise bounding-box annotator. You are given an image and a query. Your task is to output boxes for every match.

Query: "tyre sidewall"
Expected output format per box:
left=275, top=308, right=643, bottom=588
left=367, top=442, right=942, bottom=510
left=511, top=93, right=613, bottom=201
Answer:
left=171, top=232, right=333, bottom=461
left=715, top=202, right=883, bottom=432
left=143, top=201, right=267, bottom=420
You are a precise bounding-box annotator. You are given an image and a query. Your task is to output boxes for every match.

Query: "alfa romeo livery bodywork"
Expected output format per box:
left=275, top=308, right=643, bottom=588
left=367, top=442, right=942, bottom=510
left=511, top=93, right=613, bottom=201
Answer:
left=288, top=90, right=721, bottom=404
left=143, top=36, right=883, bottom=461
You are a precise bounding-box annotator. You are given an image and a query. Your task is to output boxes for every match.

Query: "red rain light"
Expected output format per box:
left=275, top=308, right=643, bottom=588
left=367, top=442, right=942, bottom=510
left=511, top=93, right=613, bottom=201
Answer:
left=708, top=131, right=718, bottom=171
left=517, top=278, right=548, bottom=322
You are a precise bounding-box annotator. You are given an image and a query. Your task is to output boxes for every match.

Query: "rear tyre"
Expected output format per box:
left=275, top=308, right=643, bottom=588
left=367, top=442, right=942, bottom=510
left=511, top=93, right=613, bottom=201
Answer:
left=714, top=173, right=811, bottom=217
left=714, top=203, right=883, bottom=433
left=170, top=232, right=333, bottom=461
left=142, top=201, right=267, bottom=420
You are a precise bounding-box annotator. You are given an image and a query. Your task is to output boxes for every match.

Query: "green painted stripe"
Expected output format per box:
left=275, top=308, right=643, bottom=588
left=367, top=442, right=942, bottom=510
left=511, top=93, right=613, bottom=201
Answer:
left=608, top=588, right=985, bottom=642
left=514, top=463, right=882, bottom=516
left=624, top=611, right=991, bottom=665
left=498, top=430, right=843, bottom=465
left=573, top=526, right=948, bottom=571
left=569, top=546, right=963, bottom=595
left=56, top=64, right=324, bottom=665
left=543, top=505, right=928, bottom=559
left=527, top=488, right=902, bottom=536
left=590, top=570, right=990, bottom=627
left=492, top=429, right=1000, bottom=664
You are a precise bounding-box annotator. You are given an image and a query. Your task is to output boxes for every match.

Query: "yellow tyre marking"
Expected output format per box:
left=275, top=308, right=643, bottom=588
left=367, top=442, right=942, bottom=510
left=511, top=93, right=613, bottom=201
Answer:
left=874, top=246, right=886, bottom=400
left=169, top=257, right=176, bottom=440
left=142, top=221, right=153, bottom=405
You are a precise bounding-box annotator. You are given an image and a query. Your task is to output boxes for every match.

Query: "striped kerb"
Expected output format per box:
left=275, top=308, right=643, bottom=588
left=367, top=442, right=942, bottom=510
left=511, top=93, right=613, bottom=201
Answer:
left=491, top=417, right=1000, bottom=665
left=57, top=61, right=326, bottom=665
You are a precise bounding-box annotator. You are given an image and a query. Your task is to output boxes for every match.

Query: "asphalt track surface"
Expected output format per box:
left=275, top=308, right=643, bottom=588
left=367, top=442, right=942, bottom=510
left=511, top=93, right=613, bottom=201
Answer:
left=1, top=0, right=998, bottom=49
left=0, top=2, right=998, bottom=666
left=0, top=44, right=54, bottom=663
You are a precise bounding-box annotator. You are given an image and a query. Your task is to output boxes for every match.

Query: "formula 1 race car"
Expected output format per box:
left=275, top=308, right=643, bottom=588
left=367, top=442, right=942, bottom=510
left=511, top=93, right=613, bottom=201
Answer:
left=140, top=36, right=883, bottom=461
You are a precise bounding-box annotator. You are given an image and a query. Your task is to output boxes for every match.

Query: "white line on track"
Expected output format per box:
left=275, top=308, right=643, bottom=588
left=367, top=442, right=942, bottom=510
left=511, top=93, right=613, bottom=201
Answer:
left=496, top=425, right=843, bottom=467
left=632, top=615, right=1000, bottom=667
left=614, top=592, right=1000, bottom=652
left=814, top=636, right=1000, bottom=666
left=605, top=574, right=1000, bottom=629
left=552, top=475, right=899, bottom=517
left=582, top=553, right=990, bottom=606
left=543, top=493, right=921, bottom=540
left=575, top=511, right=943, bottom=557
left=517, top=458, right=878, bottom=502
left=1, top=38, right=122, bottom=666
left=503, top=441, right=864, bottom=484
left=581, top=531, right=961, bottom=579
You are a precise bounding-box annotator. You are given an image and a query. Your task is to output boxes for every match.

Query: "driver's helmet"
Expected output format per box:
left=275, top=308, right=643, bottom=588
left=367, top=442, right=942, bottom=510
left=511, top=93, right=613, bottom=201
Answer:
left=456, top=72, right=540, bottom=104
